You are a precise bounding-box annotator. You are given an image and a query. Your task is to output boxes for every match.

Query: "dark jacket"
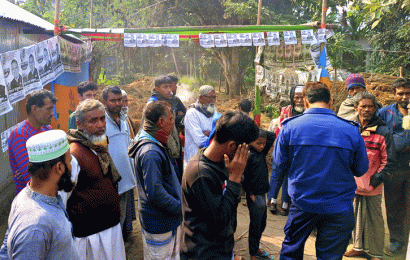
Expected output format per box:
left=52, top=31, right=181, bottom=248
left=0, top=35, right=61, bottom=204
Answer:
left=181, top=148, right=241, bottom=259
left=128, top=130, right=182, bottom=234
left=242, top=131, right=275, bottom=196
left=377, top=103, right=410, bottom=171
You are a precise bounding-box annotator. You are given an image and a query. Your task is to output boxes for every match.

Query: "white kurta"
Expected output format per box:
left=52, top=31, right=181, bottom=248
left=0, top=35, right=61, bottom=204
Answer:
left=184, top=108, right=214, bottom=164
left=74, top=223, right=126, bottom=260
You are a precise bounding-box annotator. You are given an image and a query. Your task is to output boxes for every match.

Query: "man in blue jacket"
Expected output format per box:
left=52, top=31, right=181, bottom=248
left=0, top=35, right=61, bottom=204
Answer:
left=377, top=78, right=410, bottom=256
left=128, top=101, right=182, bottom=259
left=274, top=82, right=369, bottom=260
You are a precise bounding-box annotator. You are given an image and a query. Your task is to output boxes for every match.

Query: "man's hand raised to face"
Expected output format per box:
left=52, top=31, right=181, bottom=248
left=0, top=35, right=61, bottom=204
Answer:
left=224, top=143, right=250, bottom=183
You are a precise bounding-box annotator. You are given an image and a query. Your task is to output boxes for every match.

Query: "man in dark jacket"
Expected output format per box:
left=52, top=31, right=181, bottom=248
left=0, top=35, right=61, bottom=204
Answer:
left=377, top=78, right=410, bottom=256
left=181, top=111, right=259, bottom=260
left=129, top=101, right=182, bottom=259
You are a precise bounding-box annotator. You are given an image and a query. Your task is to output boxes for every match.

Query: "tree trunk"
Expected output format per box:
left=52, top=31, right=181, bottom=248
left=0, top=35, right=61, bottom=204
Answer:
left=214, top=47, right=241, bottom=98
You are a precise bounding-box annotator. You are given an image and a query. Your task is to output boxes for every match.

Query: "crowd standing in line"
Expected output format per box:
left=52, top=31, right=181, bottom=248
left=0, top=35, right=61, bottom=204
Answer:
left=2, top=73, right=410, bottom=259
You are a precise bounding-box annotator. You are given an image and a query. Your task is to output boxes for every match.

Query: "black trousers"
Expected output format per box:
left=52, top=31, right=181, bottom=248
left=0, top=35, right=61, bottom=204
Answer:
left=246, top=193, right=267, bottom=256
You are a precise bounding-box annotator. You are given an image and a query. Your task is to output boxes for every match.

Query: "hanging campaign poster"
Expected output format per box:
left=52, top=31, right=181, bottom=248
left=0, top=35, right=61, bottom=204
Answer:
left=199, top=34, right=215, bottom=48
left=267, top=32, right=280, bottom=46
left=36, top=41, right=55, bottom=85
left=252, top=32, right=265, bottom=46
left=148, top=34, right=162, bottom=47
left=136, top=34, right=148, bottom=47
left=227, top=34, right=240, bottom=47
left=1, top=127, right=11, bottom=153
left=84, top=39, right=93, bottom=63
left=301, top=30, right=315, bottom=45
left=283, top=31, right=297, bottom=45
left=0, top=55, right=12, bottom=116
left=238, top=33, right=252, bottom=47
left=48, top=36, right=64, bottom=79
left=214, top=34, right=227, bottom=48
left=124, top=33, right=137, bottom=47
left=165, top=34, right=179, bottom=48
left=21, top=45, right=42, bottom=95
left=318, top=29, right=327, bottom=43
left=1, top=50, right=25, bottom=104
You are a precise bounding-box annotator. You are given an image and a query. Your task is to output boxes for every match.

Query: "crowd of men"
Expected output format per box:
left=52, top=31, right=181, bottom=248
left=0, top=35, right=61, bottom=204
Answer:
left=1, top=73, right=410, bottom=260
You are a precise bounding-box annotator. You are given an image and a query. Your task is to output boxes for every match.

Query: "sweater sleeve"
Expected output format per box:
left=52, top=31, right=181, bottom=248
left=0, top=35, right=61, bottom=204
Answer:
left=190, top=176, right=241, bottom=236
left=140, top=149, right=181, bottom=215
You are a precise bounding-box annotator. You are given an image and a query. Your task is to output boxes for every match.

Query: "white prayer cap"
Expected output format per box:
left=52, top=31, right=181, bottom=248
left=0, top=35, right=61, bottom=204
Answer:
left=295, top=85, right=304, bottom=93
left=121, top=89, right=127, bottom=96
left=199, top=85, right=215, bottom=97
left=26, top=130, right=69, bottom=163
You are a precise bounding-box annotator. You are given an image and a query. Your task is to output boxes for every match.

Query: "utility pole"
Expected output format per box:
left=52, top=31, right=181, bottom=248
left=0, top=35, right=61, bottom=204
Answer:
left=90, top=0, right=94, bottom=28
left=54, top=0, right=61, bottom=36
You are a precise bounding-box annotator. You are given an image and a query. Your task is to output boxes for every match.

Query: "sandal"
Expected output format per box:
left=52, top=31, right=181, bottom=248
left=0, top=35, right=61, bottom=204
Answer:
left=385, top=241, right=404, bottom=256
left=253, top=249, right=274, bottom=259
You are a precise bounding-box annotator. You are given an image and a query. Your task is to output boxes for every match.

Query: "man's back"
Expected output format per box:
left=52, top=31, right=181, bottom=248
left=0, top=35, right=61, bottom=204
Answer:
left=274, top=108, right=369, bottom=214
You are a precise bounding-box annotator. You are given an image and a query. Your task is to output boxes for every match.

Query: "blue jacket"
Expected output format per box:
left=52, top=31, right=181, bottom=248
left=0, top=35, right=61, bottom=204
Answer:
left=377, top=103, right=410, bottom=170
left=128, top=130, right=182, bottom=234
left=274, top=108, right=369, bottom=214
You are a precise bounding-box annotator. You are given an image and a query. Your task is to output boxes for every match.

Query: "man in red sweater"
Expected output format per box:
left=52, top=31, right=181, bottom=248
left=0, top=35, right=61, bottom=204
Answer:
left=66, top=99, right=125, bottom=260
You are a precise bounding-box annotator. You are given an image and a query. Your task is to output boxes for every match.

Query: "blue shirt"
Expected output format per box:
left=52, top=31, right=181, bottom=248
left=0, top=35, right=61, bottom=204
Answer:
left=0, top=186, right=79, bottom=260
left=274, top=108, right=369, bottom=214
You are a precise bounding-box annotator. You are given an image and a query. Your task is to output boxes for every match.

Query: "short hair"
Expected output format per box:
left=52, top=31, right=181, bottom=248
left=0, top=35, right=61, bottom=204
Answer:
left=102, top=85, right=122, bottom=101
left=144, top=101, right=171, bottom=123
left=199, top=85, right=215, bottom=97
left=28, top=154, right=65, bottom=181
left=168, top=74, right=179, bottom=83
left=29, top=54, right=34, bottom=61
left=77, top=81, right=98, bottom=96
left=303, top=82, right=331, bottom=104
left=75, top=99, right=105, bottom=124
left=11, top=59, right=18, bottom=66
left=258, top=129, right=267, bottom=139
left=26, top=89, right=57, bottom=114
left=238, top=99, right=252, bottom=113
left=393, top=78, right=410, bottom=93
left=154, top=76, right=172, bottom=88
left=353, top=91, right=378, bottom=107
left=214, top=111, right=259, bottom=145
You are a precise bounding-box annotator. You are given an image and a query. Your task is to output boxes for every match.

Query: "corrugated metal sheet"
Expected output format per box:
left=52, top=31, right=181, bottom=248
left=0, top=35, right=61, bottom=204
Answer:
left=0, top=18, right=51, bottom=201
left=0, top=0, right=54, bottom=31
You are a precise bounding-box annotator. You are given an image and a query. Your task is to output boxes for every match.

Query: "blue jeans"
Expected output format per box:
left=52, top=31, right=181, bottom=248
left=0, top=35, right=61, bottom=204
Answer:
left=268, top=163, right=290, bottom=203
left=280, top=204, right=354, bottom=260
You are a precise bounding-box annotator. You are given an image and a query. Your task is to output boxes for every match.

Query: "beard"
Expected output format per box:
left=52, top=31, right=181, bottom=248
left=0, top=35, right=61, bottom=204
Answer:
left=83, top=129, right=108, bottom=147
left=403, top=115, right=410, bottom=130
left=399, top=101, right=409, bottom=109
left=57, top=161, right=75, bottom=192
left=121, top=106, right=128, bottom=115
left=294, top=105, right=304, bottom=113
left=206, top=103, right=217, bottom=114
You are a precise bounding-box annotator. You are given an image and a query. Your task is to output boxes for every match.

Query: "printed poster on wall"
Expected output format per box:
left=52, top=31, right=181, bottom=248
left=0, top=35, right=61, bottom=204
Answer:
left=148, top=34, right=162, bottom=47
left=267, top=32, right=280, bottom=46
left=199, top=34, right=215, bottom=48
left=238, top=33, right=252, bottom=47
left=48, top=36, right=64, bottom=78
left=1, top=50, right=25, bottom=104
left=35, top=41, right=55, bottom=85
left=0, top=55, right=13, bottom=115
left=136, top=34, right=148, bottom=48
left=1, top=127, right=11, bottom=153
left=20, top=45, right=42, bottom=95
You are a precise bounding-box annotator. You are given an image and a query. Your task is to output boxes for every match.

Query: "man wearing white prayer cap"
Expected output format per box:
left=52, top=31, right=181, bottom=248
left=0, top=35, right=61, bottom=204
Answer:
left=0, top=130, right=79, bottom=260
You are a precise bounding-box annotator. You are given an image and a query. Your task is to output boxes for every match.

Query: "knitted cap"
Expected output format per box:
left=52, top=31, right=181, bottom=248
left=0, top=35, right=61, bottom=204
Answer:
left=346, top=74, right=365, bottom=90
left=26, top=130, right=69, bottom=163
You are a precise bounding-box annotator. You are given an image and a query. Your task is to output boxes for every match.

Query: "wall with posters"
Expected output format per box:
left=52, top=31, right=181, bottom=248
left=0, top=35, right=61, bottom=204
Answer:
left=0, top=18, right=52, bottom=210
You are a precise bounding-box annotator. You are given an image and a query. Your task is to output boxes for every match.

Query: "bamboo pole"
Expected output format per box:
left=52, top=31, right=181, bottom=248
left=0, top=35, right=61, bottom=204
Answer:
left=54, top=0, right=61, bottom=36
left=320, top=0, right=327, bottom=52
left=90, top=0, right=94, bottom=28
